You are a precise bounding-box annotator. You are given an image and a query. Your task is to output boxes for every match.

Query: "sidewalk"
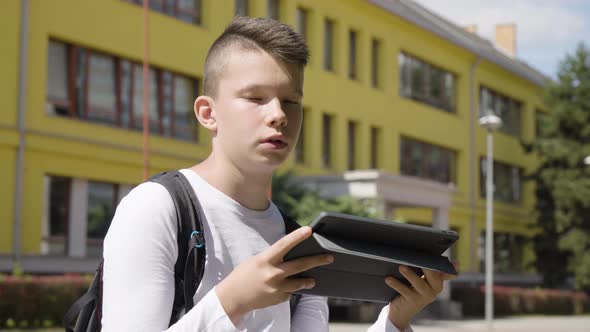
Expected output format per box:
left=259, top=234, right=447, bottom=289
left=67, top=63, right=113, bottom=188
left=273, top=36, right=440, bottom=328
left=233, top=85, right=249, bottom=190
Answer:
left=330, top=315, right=590, bottom=332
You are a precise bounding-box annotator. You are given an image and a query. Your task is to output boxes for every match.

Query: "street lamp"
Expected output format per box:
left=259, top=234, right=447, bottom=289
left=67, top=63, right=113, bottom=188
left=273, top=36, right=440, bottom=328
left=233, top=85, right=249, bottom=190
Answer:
left=479, top=112, right=502, bottom=331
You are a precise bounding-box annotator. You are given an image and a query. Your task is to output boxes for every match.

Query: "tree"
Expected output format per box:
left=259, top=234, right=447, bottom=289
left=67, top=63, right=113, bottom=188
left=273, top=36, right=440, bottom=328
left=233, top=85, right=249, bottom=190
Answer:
left=272, top=171, right=377, bottom=226
left=526, top=43, right=590, bottom=291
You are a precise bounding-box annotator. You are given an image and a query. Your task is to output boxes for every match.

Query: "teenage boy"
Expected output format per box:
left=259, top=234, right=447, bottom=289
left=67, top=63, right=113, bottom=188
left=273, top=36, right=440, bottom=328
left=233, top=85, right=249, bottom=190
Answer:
left=101, top=16, right=454, bottom=332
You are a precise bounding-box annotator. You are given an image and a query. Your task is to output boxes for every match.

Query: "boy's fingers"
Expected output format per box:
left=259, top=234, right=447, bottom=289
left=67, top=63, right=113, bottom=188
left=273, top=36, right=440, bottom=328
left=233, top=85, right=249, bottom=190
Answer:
left=265, top=226, right=312, bottom=262
left=422, top=269, right=443, bottom=293
left=283, top=277, right=317, bottom=292
left=280, top=254, right=334, bottom=276
left=385, top=276, right=413, bottom=299
left=399, top=266, right=429, bottom=295
left=441, top=272, right=458, bottom=281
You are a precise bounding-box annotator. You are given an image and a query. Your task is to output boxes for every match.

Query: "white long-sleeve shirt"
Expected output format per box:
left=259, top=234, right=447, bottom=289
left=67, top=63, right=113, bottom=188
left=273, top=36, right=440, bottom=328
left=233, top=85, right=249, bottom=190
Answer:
left=102, top=169, right=410, bottom=332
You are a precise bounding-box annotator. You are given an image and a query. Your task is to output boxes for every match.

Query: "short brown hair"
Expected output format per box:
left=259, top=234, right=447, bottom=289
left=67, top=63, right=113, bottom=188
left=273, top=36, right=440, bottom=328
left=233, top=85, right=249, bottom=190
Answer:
left=203, top=16, right=309, bottom=97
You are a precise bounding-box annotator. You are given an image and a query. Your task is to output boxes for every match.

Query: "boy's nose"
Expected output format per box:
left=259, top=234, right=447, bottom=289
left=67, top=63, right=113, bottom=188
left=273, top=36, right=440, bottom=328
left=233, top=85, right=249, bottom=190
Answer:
left=266, top=99, right=288, bottom=129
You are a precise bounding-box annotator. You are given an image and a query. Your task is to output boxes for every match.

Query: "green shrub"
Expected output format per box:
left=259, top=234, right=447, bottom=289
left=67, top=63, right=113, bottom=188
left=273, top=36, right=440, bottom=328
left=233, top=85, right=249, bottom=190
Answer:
left=451, top=284, right=590, bottom=317
left=0, top=274, right=91, bottom=328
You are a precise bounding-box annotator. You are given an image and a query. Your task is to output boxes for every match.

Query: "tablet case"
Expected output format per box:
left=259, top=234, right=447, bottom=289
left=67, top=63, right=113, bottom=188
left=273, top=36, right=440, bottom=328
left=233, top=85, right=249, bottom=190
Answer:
left=284, top=212, right=458, bottom=303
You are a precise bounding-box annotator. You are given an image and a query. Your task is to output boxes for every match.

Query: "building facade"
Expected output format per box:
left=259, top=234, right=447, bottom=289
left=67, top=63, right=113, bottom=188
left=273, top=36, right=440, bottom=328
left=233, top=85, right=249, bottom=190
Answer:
left=1, top=0, right=546, bottom=284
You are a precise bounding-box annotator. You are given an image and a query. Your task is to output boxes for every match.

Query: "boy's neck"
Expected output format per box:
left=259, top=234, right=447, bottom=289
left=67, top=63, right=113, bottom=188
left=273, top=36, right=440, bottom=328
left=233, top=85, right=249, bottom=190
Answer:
left=189, top=156, right=273, bottom=211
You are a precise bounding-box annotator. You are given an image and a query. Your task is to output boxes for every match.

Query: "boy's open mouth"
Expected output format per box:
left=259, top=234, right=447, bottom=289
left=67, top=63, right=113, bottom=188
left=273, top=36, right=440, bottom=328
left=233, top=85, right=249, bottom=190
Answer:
left=261, top=136, right=288, bottom=149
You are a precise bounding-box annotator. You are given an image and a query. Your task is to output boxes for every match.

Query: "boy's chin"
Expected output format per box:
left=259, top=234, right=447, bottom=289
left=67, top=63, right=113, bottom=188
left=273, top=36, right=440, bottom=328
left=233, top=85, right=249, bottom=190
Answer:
left=249, top=155, right=289, bottom=172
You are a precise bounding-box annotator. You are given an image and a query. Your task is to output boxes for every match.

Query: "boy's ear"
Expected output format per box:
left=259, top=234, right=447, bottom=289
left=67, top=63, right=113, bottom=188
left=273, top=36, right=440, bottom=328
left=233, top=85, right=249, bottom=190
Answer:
left=194, top=96, right=217, bottom=133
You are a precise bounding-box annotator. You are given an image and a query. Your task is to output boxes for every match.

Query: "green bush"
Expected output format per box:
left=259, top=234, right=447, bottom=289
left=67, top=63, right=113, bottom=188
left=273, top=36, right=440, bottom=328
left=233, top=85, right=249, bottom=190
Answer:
left=0, top=274, right=91, bottom=328
left=451, top=284, right=590, bottom=317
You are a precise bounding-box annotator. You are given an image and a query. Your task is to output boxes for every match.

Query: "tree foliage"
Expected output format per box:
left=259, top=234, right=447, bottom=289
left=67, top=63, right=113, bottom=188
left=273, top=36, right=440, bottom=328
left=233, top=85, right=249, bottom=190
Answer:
left=272, top=171, right=377, bottom=225
left=526, top=43, right=590, bottom=291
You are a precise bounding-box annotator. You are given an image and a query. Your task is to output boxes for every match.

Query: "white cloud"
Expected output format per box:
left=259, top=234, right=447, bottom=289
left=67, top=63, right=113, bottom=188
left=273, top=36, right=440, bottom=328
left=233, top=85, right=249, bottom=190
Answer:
left=414, top=0, right=590, bottom=76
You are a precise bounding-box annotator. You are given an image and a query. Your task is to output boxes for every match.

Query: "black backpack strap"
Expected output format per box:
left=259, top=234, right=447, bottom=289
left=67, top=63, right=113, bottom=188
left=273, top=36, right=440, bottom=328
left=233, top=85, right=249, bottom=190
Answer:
left=149, top=171, right=206, bottom=325
left=63, top=260, right=103, bottom=332
left=278, top=208, right=303, bottom=316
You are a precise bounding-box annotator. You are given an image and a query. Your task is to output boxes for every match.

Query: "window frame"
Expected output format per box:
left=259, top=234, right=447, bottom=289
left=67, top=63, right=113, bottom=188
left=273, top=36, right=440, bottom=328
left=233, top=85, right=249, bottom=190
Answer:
left=43, top=176, right=72, bottom=256
left=479, top=157, right=523, bottom=203
left=322, top=113, right=333, bottom=168
left=235, top=0, right=249, bottom=16
left=369, top=126, right=380, bottom=169
left=86, top=181, right=119, bottom=255
left=126, top=0, right=202, bottom=25
left=399, top=52, right=457, bottom=113
left=479, top=86, right=523, bottom=137
left=400, top=136, right=457, bottom=184
left=296, top=7, right=309, bottom=42
left=370, top=38, right=381, bottom=88
left=348, top=29, right=358, bottom=80
left=323, top=19, right=334, bottom=72
left=267, top=0, right=280, bottom=20
left=294, top=107, right=307, bottom=164
left=47, top=39, right=201, bottom=142
left=347, top=120, right=357, bottom=170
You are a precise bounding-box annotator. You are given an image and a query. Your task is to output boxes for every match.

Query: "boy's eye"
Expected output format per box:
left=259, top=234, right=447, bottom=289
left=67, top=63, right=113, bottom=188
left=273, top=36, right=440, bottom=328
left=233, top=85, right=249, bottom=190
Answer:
left=283, top=100, right=300, bottom=105
left=246, top=97, right=263, bottom=102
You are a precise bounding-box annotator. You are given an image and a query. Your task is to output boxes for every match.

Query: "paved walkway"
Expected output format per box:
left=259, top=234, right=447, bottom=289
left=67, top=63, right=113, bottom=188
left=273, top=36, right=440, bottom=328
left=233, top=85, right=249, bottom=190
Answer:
left=330, top=315, right=590, bottom=332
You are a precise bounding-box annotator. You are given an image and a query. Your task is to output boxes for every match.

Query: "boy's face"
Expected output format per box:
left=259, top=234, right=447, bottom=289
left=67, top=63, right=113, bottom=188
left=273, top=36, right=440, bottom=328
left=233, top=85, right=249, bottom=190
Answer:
left=210, top=49, right=304, bottom=173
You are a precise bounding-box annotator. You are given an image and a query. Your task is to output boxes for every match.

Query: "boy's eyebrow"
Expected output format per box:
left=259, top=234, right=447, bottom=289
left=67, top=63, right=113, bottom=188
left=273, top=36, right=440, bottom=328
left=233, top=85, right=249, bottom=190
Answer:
left=237, top=84, right=303, bottom=97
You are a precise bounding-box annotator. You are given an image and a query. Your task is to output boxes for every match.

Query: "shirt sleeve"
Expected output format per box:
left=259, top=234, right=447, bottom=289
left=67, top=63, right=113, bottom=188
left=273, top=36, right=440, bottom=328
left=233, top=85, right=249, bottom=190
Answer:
left=101, top=182, right=241, bottom=332
left=367, top=305, right=414, bottom=332
left=290, top=295, right=329, bottom=332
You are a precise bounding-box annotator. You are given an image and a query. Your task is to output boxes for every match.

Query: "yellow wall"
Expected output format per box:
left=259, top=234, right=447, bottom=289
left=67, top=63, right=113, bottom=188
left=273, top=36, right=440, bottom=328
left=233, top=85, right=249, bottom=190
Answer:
left=0, top=0, right=21, bottom=253
left=1, top=0, right=543, bottom=273
left=0, top=0, right=20, bottom=128
left=0, top=147, right=16, bottom=253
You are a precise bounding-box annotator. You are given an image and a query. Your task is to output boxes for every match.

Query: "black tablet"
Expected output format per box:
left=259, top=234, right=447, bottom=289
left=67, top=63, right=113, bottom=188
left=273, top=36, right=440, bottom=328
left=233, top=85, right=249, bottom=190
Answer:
left=284, top=212, right=458, bottom=303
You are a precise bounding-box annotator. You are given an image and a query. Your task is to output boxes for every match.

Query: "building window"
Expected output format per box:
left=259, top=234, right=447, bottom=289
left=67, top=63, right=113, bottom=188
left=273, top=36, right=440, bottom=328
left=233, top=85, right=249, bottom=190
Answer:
left=46, top=41, right=71, bottom=116
left=86, top=181, right=117, bottom=257
left=400, top=137, right=456, bottom=184
left=173, top=75, right=199, bottom=141
left=323, top=19, right=334, bottom=72
left=235, top=0, right=249, bottom=16
left=43, top=176, right=71, bottom=256
left=120, top=60, right=134, bottom=129
left=43, top=176, right=130, bottom=257
left=480, top=158, right=522, bottom=203
left=126, top=0, right=202, bottom=25
left=370, top=126, right=381, bottom=169
left=267, top=0, right=280, bottom=20
left=347, top=121, right=357, bottom=170
left=371, top=38, right=381, bottom=88
left=348, top=30, right=357, bottom=80
left=87, top=53, right=117, bottom=125
left=480, top=87, right=522, bottom=137
left=296, top=7, right=308, bottom=41
left=46, top=40, right=200, bottom=142
left=132, top=65, right=160, bottom=133
left=399, top=53, right=456, bottom=113
left=479, top=232, right=525, bottom=272
left=295, top=108, right=307, bottom=164
left=322, top=113, right=333, bottom=168
left=176, top=0, right=202, bottom=24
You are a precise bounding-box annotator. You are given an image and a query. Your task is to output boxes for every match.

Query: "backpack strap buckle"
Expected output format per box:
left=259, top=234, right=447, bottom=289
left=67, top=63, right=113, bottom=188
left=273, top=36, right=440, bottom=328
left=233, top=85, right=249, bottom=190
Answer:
left=189, top=230, right=205, bottom=249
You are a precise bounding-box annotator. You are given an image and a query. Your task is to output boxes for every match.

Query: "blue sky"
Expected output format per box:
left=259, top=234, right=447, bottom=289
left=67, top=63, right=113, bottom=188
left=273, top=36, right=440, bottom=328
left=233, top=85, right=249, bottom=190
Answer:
left=415, top=0, right=590, bottom=78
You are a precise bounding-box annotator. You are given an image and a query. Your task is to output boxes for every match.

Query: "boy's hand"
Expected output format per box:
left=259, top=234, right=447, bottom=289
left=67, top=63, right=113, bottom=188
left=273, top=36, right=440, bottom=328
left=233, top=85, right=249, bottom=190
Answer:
left=385, top=265, right=456, bottom=330
left=215, top=226, right=334, bottom=325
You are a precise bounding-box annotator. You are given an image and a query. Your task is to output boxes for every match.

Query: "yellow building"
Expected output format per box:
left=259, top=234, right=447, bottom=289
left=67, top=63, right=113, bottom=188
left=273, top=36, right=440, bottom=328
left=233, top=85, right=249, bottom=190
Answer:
left=1, top=0, right=545, bottom=288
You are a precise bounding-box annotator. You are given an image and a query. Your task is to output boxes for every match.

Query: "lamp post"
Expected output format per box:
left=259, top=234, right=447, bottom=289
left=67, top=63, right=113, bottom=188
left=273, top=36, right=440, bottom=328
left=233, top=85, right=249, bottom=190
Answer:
left=479, top=112, right=502, bottom=331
